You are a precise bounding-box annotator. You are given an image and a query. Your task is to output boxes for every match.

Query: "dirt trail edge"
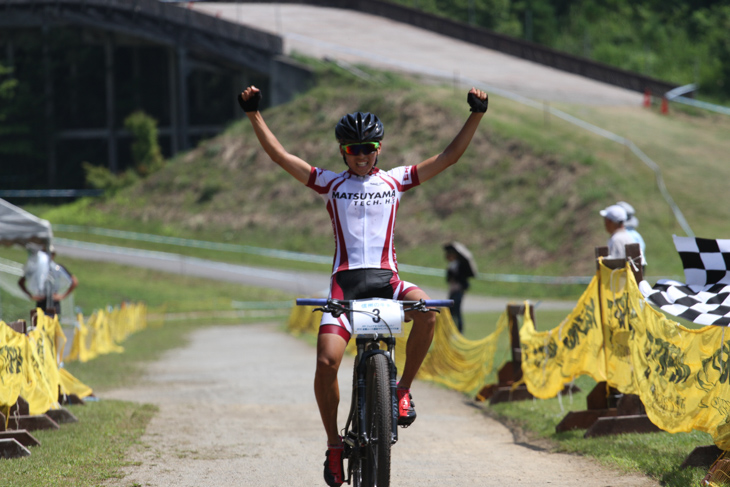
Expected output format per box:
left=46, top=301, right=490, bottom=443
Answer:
left=102, top=323, right=659, bottom=487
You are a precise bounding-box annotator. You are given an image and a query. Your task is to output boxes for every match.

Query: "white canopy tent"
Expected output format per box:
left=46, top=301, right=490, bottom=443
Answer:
left=0, top=198, right=53, bottom=248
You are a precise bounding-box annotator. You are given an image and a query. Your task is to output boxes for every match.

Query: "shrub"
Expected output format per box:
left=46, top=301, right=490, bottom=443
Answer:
left=124, top=110, right=165, bottom=176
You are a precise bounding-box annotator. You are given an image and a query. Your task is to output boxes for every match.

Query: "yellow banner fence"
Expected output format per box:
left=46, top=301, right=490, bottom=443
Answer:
left=0, top=303, right=148, bottom=423
left=521, top=261, right=730, bottom=450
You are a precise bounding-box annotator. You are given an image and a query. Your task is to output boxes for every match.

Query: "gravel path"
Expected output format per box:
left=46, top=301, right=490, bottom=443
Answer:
left=101, top=322, right=659, bottom=487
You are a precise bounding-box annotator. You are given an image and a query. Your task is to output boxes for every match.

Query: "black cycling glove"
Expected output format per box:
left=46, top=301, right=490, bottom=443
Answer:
left=238, top=91, right=262, bottom=112
left=467, top=92, right=488, bottom=113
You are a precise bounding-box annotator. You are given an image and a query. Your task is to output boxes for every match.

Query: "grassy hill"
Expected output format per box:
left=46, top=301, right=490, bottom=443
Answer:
left=41, top=61, right=730, bottom=297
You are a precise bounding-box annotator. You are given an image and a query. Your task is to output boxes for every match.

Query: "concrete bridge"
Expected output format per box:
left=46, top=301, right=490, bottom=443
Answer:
left=0, top=0, right=312, bottom=186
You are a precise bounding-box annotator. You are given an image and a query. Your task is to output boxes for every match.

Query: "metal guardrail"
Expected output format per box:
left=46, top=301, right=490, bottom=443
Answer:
left=0, top=190, right=104, bottom=198
left=54, top=226, right=594, bottom=285
left=0, top=257, right=24, bottom=277
left=664, top=84, right=730, bottom=116
left=672, top=97, right=730, bottom=116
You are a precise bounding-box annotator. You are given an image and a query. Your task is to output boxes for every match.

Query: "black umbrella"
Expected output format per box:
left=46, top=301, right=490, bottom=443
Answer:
left=444, top=241, right=477, bottom=278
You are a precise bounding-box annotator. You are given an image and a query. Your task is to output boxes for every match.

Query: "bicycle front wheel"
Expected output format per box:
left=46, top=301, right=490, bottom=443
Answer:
left=362, top=353, right=392, bottom=487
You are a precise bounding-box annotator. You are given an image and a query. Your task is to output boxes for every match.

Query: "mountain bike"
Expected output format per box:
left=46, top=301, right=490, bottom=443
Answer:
left=296, top=297, right=452, bottom=487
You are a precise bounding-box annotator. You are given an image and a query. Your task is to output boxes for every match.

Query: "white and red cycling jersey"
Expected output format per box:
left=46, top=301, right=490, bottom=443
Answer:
left=306, top=165, right=420, bottom=275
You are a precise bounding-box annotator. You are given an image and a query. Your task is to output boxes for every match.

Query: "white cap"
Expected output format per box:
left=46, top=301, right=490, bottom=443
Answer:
left=616, top=201, right=635, bottom=215
left=600, top=204, right=627, bottom=223
left=616, top=201, right=639, bottom=228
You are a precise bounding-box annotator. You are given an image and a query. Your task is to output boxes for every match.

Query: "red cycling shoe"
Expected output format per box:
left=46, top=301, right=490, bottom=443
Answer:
left=397, top=388, right=417, bottom=427
left=324, top=442, right=344, bottom=487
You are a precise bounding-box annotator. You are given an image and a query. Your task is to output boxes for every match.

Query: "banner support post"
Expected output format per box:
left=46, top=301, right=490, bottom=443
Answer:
left=475, top=304, right=579, bottom=403
left=556, top=244, right=660, bottom=436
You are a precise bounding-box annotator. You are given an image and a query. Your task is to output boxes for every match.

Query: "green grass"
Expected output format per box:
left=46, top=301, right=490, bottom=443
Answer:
left=2, top=400, right=156, bottom=487
left=486, top=374, right=713, bottom=487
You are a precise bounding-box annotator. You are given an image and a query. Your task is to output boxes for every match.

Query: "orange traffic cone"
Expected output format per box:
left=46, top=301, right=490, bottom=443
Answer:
left=661, top=97, right=669, bottom=115
left=643, top=89, right=651, bottom=108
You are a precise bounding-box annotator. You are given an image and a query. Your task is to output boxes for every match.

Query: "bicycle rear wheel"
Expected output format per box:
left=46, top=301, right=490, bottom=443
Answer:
left=361, top=353, right=391, bottom=487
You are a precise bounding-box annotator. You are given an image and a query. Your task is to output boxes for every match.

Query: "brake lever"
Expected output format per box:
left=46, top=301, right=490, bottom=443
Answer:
left=408, top=299, right=441, bottom=314
left=312, top=305, right=346, bottom=318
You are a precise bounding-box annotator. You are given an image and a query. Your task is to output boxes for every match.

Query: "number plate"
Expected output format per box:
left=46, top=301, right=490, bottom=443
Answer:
left=351, top=299, right=404, bottom=336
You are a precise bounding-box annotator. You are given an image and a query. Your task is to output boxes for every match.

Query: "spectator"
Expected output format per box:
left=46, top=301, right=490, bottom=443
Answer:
left=599, top=204, right=638, bottom=260
left=616, top=200, right=647, bottom=270
left=18, top=243, right=78, bottom=317
left=444, top=242, right=475, bottom=333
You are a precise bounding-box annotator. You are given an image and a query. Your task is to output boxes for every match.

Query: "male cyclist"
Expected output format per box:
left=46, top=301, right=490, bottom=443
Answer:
left=238, top=85, right=488, bottom=487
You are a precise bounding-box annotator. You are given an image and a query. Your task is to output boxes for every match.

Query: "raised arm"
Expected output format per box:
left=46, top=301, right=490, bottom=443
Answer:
left=238, top=86, right=312, bottom=184
left=415, top=87, right=488, bottom=183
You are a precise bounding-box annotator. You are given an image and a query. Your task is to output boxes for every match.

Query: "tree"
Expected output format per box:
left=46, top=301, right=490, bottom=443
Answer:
left=84, top=110, right=165, bottom=193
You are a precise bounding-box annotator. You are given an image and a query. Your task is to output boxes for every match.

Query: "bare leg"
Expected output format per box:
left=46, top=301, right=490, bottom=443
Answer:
left=314, top=333, right=348, bottom=445
left=397, top=288, right=436, bottom=389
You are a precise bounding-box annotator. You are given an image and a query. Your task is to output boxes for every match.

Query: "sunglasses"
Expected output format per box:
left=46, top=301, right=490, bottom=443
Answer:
left=341, top=141, right=380, bottom=156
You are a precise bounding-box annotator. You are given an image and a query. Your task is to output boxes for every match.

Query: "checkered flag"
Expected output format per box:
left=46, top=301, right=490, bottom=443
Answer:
left=639, top=236, right=730, bottom=326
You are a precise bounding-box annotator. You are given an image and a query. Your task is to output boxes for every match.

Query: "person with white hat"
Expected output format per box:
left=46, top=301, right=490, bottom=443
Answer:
left=599, top=204, right=638, bottom=260
left=616, top=201, right=647, bottom=269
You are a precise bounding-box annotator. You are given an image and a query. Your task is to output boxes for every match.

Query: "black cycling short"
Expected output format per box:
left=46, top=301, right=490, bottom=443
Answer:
left=319, top=268, right=421, bottom=340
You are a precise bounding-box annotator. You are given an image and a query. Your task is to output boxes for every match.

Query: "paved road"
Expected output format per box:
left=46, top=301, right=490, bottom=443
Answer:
left=195, top=3, right=643, bottom=106
left=55, top=240, right=576, bottom=312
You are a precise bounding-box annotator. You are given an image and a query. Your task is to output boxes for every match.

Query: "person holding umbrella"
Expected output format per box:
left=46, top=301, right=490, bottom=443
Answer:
left=444, top=242, right=477, bottom=333
left=18, top=243, right=78, bottom=317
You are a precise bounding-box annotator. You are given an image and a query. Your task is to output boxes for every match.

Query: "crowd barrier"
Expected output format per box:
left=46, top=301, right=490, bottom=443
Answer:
left=65, top=304, right=148, bottom=363
left=1, top=312, right=74, bottom=418
left=0, top=303, right=147, bottom=458
left=521, top=260, right=730, bottom=451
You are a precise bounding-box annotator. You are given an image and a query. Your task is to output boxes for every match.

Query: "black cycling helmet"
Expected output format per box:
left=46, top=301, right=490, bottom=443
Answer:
left=335, top=112, right=384, bottom=143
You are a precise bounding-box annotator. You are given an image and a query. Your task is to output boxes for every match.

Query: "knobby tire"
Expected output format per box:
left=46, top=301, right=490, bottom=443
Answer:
left=362, top=353, right=391, bottom=487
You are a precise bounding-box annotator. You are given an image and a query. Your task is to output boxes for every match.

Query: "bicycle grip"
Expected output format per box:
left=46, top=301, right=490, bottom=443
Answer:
left=423, top=300, right=454, bottom=308
left=296, top=298, right=328, bottom=306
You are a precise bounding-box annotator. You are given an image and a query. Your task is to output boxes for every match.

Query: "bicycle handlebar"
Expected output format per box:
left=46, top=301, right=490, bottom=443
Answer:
left=296, top=298, right=453, bottom=308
